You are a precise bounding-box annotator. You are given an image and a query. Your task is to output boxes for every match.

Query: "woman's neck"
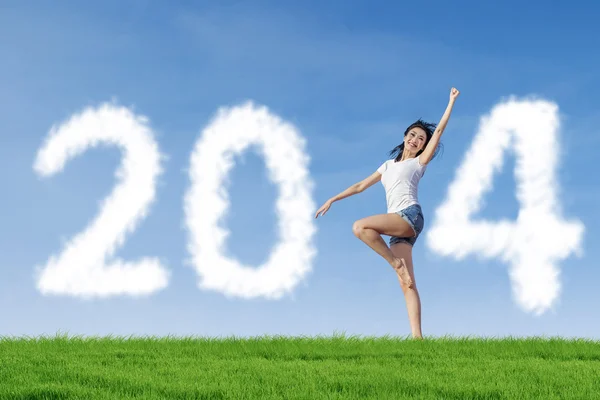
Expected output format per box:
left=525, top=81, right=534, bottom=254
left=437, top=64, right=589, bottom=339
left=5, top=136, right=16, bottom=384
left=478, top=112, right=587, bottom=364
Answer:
left=400, top=149, right=417, bottom=161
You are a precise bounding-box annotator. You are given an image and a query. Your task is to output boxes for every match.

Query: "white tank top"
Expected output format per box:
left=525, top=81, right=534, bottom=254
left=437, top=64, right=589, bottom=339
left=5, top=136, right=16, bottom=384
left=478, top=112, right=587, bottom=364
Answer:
left=377, top=156, right=426, bottom=213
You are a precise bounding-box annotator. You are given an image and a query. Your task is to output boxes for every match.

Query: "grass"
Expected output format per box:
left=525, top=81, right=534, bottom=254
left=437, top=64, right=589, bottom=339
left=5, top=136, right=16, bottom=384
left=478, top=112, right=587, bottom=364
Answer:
left=1, top=333, right=599, bottom=399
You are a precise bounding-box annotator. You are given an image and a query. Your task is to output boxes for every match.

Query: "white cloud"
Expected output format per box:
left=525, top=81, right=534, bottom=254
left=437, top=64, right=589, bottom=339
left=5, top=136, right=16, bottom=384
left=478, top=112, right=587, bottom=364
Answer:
left=33, top=102, right=170, bottom=299
left=426, top=97, right=585, bottom=315
left=183, top=101, right=317, bottom=299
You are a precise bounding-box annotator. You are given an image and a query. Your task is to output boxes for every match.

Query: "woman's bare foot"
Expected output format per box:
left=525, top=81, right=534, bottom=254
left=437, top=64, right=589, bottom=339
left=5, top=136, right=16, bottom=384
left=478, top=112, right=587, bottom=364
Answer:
left=392, top=257, right=413, bottom=288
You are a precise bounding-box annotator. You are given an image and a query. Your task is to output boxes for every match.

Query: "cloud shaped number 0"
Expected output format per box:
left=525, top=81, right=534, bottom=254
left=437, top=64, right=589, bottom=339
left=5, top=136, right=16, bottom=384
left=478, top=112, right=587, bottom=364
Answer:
left=183, top=102, right=316, bottom=299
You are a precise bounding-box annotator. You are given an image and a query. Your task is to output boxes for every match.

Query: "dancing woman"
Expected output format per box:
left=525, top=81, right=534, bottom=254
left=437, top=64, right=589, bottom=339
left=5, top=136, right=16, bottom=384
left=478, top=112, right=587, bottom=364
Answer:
left=315, top=87, right=460, bottom=338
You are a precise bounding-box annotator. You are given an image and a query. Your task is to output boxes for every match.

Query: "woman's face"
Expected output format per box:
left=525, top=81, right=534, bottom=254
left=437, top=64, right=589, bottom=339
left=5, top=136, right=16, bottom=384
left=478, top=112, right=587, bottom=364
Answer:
left=404, top=127, right=427, bottom=153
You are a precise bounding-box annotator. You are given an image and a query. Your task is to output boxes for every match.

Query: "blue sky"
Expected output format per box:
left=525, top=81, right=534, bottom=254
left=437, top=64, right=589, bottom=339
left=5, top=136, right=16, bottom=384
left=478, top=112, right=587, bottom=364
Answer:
left=1, top=0, right=599, bottom=339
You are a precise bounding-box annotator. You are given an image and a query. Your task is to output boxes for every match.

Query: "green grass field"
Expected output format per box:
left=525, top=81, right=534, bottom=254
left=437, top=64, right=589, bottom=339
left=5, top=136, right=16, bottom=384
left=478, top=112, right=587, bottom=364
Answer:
left=1, top=334, right=599, bottom=399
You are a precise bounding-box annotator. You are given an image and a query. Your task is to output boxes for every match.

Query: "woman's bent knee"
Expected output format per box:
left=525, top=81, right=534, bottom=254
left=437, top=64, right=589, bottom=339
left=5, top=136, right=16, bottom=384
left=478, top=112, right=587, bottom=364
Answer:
left=352, top=220, right=364, bottom=237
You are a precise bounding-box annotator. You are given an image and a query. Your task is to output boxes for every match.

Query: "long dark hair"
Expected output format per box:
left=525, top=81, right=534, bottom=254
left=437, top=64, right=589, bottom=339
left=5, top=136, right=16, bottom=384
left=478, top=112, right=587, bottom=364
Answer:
left=388, top=118, right=443, bottom=162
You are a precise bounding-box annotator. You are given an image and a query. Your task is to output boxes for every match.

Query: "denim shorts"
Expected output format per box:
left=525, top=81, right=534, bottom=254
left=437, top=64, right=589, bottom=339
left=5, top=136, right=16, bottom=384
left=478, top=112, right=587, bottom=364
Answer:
left=389, top=204, right=424, bottom=247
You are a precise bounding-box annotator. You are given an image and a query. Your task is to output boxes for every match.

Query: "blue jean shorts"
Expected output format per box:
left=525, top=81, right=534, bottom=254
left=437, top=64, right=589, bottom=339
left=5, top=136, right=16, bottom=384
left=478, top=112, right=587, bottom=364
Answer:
left=389, top=204, right=424, bottom=247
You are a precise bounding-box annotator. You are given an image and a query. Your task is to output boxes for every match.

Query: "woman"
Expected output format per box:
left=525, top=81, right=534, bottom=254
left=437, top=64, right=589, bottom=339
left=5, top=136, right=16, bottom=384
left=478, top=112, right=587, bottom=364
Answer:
left=315, top=87, right=460, bottom=339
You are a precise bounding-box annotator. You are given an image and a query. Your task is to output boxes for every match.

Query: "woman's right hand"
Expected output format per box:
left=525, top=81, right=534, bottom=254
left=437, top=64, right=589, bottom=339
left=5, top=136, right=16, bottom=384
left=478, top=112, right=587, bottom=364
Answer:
left=315, top=199, right=333, bottom=219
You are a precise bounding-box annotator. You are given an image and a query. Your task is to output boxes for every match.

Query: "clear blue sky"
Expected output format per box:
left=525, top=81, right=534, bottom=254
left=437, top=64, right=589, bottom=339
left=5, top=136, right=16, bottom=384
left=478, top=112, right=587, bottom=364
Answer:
left=1, top=0, right=599, bottom=339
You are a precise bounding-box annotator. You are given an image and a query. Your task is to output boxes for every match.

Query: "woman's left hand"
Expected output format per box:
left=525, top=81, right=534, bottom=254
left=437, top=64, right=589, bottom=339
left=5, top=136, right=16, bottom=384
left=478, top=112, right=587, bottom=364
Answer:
left=450, top=87, right=460, bottom=100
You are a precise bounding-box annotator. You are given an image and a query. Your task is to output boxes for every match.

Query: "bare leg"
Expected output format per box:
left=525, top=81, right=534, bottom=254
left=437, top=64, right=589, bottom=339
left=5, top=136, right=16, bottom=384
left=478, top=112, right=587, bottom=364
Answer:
left=391, top=243, right=422, bottom=339
left=352, top=217, right=414, bottom=287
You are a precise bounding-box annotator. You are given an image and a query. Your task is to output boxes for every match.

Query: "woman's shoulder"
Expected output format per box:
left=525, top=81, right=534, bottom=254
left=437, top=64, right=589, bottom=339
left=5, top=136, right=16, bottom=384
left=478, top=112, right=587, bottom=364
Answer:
left=377, top=159, right=393, bottom=173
